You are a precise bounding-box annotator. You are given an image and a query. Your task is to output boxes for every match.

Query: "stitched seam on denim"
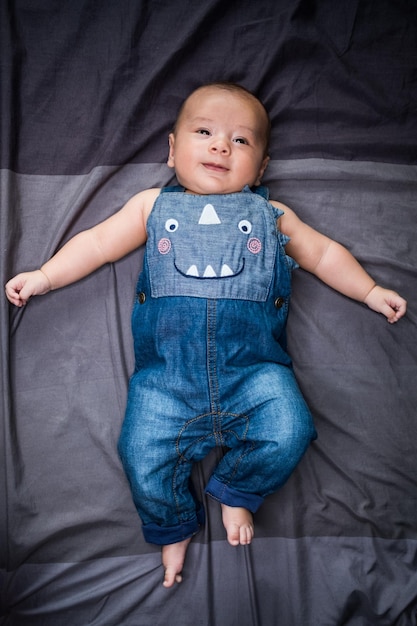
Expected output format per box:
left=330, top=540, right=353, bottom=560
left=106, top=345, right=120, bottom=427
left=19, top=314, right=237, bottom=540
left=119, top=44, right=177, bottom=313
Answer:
left=217, top=417, right=254, bottom=487
left=174, top=412, right=249, bottom=462
left=172, top=459, right=204, bottom=524
left=206, top=299, right=223, bottom=446
left=172, top=412, right=216, bottom=521
left=224, top=439, right=256, bottom=486
left=171, top=460, right=185, bottom=521
left=176, top=414, right=217, bottom=461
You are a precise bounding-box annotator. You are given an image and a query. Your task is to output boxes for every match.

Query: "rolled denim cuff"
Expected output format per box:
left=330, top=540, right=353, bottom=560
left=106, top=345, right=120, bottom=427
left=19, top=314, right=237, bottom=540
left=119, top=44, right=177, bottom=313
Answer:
left=142, top=504, right=205, bottom=545
left=205, top=476, right=264, bottom=513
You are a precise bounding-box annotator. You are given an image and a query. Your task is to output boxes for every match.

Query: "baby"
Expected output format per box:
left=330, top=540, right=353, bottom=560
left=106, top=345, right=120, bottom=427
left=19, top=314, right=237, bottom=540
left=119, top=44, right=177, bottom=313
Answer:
left=5, top=82, right=407, bottom=588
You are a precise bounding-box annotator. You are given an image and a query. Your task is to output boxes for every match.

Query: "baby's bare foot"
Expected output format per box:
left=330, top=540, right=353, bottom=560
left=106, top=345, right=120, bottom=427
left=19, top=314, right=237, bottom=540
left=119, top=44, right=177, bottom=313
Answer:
left=221, top=504, right=254, bottom=546
left=162, top=538, right=191, bottom=588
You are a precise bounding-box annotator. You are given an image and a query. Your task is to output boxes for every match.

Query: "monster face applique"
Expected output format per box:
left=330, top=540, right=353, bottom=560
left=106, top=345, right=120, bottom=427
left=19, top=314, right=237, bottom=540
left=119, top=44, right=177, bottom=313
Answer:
left=146, top=188, right=281, bottom=302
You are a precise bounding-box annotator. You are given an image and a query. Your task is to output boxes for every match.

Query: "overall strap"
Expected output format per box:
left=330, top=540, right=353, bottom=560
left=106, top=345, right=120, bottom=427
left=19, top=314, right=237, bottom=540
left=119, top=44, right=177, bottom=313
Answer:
left=251, top=185, right=269, bottom=200
left=161, top=185, right=184, bottom=193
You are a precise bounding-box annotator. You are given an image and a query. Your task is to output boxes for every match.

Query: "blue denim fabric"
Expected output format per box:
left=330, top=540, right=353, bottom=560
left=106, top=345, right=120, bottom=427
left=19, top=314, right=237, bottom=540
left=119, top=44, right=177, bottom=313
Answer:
left=146, top=186, right=280, bottom=301
left=118, top=186, right=316, bottom=545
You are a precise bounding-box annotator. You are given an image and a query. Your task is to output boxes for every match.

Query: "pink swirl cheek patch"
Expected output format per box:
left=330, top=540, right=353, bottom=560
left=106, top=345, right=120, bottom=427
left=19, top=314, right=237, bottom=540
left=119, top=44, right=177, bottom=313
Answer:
left=158, top=238, right=172, bottom=254
left=247, top=237, right=262, bottom=254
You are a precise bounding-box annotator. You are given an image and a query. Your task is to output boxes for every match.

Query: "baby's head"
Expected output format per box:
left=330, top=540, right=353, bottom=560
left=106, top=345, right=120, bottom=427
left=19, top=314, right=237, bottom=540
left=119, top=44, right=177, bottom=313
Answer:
left=168, top=83, right=271, bottom=195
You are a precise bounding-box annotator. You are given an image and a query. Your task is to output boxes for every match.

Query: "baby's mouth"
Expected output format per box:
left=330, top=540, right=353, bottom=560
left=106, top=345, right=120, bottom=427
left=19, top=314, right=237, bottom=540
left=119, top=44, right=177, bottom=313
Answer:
left=203, top=162, right=229, bottom=173
left=174, top=258, right=245, bottom=279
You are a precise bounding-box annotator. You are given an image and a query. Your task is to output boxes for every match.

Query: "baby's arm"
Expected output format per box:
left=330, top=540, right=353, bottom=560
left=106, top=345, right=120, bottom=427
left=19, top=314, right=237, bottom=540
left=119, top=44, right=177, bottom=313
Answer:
left=5, top=188, right=159, bottom=307
left=275, top=202, right=407, bottom=323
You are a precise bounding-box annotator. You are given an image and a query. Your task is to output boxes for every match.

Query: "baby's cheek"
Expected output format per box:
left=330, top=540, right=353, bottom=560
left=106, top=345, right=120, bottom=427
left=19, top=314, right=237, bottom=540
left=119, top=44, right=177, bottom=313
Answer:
left=158, top=238, right=171, bottom=254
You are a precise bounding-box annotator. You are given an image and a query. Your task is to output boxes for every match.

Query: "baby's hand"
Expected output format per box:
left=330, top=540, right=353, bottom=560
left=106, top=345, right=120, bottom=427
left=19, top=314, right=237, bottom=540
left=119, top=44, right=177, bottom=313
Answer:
left=364, top=285, right=407, bottom=324
left=5, top=270, right=52, bottom=307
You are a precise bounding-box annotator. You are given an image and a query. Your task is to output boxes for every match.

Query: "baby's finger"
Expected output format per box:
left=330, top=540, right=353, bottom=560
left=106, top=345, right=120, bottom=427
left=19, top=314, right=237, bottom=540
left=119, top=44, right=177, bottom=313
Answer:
left=386, top=302, right=406, bottom=323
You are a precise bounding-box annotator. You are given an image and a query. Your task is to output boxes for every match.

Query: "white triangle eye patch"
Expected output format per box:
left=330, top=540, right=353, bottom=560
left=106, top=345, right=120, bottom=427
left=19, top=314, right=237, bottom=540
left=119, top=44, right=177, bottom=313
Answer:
left=198, top=204, right=221, bottom=225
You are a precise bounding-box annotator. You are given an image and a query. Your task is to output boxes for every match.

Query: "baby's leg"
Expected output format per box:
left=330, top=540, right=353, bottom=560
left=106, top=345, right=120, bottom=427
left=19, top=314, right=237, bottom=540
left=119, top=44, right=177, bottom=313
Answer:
left=221, top=504, right=254, bottom=546
left=162, top=538, right=192, bottom=588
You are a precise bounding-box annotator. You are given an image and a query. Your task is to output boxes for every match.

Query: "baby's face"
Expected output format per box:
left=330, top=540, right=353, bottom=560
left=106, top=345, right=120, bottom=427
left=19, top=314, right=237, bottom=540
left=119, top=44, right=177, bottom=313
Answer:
left=167, top=87, right=269, bottom=195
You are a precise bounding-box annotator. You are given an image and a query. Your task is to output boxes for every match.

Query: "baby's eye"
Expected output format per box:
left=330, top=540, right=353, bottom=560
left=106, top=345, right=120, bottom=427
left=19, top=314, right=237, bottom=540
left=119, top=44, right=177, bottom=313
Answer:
left=196, top=129, right=211, bottom=136
left=165, top=218, right=179, bottom=232
left=233, top=137, right=249, bottom=145
left=238, top=219, right=252, bottom=234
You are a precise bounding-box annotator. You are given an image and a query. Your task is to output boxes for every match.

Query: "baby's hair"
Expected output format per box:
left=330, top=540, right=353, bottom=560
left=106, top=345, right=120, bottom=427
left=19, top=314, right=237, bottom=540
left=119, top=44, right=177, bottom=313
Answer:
left=173, top=82, right=271, bottom=156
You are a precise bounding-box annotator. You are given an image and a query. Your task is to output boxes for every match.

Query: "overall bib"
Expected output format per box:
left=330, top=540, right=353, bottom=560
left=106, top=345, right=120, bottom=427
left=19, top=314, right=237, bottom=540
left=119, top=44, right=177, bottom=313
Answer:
left=118, top=186, right=316, bottom=545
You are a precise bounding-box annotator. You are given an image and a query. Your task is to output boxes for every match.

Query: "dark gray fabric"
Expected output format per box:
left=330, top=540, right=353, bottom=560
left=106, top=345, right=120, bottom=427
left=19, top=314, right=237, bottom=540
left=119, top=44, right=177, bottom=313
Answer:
left=1, top=1, right=417, bottom=623
left=2, top=160, right=416, bottom=623
left=1, top=538, right=417, bottom=625
left=1, top=0, right=416, bottom=173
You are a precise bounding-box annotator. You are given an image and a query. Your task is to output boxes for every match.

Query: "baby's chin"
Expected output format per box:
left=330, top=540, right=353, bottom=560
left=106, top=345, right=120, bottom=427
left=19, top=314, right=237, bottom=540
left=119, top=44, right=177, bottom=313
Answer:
left=182, top=182, right=259, bottom=195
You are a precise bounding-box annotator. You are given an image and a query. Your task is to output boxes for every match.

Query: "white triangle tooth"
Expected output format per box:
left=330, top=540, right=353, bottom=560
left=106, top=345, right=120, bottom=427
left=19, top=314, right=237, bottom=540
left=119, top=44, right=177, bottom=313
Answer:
left=220, top=264, right=233, bottom=277
left=186, top=265, right=199, bottom=276
left=203, top=265, right=216, bottom=277
left=198, top=203, right=221, bottom=225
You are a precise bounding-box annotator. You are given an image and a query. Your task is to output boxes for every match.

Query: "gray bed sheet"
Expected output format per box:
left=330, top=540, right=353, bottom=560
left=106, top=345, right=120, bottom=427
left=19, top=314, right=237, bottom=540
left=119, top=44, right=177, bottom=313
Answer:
left=1, top=1, right=417, bottom=624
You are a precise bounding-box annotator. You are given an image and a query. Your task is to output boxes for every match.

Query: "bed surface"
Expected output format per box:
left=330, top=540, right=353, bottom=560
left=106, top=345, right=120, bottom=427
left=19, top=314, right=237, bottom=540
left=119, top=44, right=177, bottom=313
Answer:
left=1, top=2, right=417, bottom=624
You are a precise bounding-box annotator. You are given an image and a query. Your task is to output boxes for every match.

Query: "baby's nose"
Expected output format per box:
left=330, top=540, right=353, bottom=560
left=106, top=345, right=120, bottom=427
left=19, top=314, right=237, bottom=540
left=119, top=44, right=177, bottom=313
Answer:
left=210, top=137, right=230, bottom=154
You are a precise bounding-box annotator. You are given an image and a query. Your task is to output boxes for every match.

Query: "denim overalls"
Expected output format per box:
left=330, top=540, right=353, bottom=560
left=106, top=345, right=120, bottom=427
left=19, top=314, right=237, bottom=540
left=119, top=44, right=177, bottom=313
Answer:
left=118, top=185, right=316, bottom=545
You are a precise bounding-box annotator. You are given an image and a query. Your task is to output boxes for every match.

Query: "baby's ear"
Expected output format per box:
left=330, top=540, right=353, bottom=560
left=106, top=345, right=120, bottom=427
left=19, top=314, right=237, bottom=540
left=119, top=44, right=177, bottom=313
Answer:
left=167, top=133, right=175, bottom=167
left=255, top=155, right=270, bottom=185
